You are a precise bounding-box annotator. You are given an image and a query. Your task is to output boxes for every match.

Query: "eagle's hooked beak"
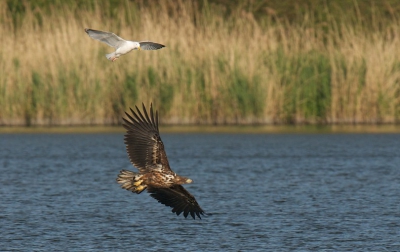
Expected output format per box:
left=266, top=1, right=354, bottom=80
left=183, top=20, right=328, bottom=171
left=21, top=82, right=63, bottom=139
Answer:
left=138, top=46, right=141, bottom=51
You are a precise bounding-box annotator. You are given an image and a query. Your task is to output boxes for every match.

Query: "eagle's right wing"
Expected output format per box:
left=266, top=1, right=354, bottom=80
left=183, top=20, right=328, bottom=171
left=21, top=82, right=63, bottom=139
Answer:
left=148, top=185, right=205, bottom=219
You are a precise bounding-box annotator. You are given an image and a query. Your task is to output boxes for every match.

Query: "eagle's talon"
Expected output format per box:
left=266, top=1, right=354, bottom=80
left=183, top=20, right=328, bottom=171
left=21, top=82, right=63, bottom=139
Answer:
left=135, top=185, right=146, bottom=193
left=133, top=179, right=143, bottom=186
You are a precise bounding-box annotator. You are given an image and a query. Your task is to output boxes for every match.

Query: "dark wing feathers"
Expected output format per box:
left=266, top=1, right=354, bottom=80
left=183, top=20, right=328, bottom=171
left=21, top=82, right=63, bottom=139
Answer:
left=121, top=103, right=206, bottom=219
left=123, top=103, right=171, bottom=173
left=139, top=41, right=165, bottom=50
left=148, top=185, right=205, bottom=219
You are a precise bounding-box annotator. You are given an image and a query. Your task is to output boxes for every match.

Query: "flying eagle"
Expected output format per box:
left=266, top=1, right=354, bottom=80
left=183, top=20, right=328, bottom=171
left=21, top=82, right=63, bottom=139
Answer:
left=116, top=104, right=205, bottom=219
left=84, top=28, right=165, bottom=62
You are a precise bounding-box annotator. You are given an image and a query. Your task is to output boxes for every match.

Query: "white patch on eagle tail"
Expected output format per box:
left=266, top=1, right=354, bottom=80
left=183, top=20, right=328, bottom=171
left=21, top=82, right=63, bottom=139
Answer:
left=116, top=170, right=147, bottom=194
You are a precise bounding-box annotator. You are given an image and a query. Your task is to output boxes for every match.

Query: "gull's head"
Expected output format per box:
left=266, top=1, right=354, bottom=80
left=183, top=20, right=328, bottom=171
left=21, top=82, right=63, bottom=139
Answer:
left=131, top=42, right=140, bottom=50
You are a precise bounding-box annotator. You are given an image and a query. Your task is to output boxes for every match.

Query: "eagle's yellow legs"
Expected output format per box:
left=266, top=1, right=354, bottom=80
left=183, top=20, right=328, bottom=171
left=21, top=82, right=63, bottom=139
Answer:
left=117, top=170, right=147, bottom=194
left=133, top=179, right=143, bottom=186
left=136, top=185, right=146, bottom=192
left=132, top=178, right=146, bottom=193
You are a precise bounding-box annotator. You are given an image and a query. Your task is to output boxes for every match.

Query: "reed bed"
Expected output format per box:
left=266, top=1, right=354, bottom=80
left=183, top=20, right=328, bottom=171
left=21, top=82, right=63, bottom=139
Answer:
left=1, top=0, right=400, bottom=125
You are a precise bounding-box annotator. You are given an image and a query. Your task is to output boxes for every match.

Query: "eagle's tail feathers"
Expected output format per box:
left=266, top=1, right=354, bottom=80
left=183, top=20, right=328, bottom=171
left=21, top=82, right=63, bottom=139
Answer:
left=116, top=170, right=147, bottom=194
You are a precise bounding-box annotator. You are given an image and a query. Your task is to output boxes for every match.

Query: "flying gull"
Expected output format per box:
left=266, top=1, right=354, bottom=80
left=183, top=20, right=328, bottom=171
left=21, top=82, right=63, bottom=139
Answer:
left=85, top=28, right=165, bottom=62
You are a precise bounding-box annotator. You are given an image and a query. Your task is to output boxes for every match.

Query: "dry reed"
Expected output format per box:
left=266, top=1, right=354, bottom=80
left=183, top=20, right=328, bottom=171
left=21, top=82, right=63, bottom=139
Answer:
left=0, top=0, right=399, bottom=125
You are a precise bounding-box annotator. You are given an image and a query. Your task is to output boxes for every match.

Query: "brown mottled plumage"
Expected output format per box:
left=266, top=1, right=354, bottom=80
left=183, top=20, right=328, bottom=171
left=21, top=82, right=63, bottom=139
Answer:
left=116, top=103, right=205, bottom=219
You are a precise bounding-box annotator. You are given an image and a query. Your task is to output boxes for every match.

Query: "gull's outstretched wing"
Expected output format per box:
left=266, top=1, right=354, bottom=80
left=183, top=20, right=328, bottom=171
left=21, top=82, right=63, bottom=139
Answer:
left=139, top=41, right=166, bottom=50
left=85, top=28, right=126, bottom=49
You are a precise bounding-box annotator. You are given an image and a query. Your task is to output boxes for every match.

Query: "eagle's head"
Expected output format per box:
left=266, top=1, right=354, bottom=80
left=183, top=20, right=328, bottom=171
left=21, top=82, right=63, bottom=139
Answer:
left=176, top=176, right=193, bottom=184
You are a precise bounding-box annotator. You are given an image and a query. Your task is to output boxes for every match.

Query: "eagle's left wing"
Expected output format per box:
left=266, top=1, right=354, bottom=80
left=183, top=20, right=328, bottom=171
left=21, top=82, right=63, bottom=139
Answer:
left=123, top=103, right=172, bottom=173
left=148, top=185, right=205, bottom=219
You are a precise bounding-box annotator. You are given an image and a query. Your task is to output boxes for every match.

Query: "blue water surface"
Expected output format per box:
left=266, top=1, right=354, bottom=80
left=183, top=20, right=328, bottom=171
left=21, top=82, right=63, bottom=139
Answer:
left=0, top=133, right=399, bottom=251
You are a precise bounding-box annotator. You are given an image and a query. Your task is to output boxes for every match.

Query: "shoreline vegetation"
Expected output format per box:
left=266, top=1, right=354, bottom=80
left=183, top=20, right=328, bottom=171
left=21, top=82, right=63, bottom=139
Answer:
left=1, top=125, right=400, bottom=134
left=1, top=0, right=400, bottom=126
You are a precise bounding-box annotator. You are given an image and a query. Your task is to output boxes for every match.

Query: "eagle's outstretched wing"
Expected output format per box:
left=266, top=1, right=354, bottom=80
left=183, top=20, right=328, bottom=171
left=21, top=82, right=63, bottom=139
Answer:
left=84, top=28, right=126, bottom=49
left=148, top=185, right=205, bottom=219
left=122, top=103, right=171, bottom=173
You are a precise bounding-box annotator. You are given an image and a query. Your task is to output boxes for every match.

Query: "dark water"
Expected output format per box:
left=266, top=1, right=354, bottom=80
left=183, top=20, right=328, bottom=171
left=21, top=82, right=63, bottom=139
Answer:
left=0, top=133, right=399, bottom=251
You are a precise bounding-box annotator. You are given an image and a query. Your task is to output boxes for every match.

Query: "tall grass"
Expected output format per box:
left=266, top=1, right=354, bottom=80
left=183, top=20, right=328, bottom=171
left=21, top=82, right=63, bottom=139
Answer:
left=1, top=0, right=400, bottom=125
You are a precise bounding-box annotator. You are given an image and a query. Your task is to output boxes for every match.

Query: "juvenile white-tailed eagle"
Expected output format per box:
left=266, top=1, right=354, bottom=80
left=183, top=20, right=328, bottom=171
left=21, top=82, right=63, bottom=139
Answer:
left=116, top=103, right=205, bottom=219
left=84, top=28, right=165, bottom=62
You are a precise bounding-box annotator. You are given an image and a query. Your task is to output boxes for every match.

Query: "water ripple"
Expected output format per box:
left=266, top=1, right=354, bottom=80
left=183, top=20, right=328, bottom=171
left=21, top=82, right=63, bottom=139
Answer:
left=1, top=133, right=400, bottom=251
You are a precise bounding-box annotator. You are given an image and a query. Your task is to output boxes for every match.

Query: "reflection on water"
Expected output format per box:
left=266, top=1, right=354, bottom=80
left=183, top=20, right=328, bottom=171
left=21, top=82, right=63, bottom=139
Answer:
left=1, top=133, right=400, bottom=251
